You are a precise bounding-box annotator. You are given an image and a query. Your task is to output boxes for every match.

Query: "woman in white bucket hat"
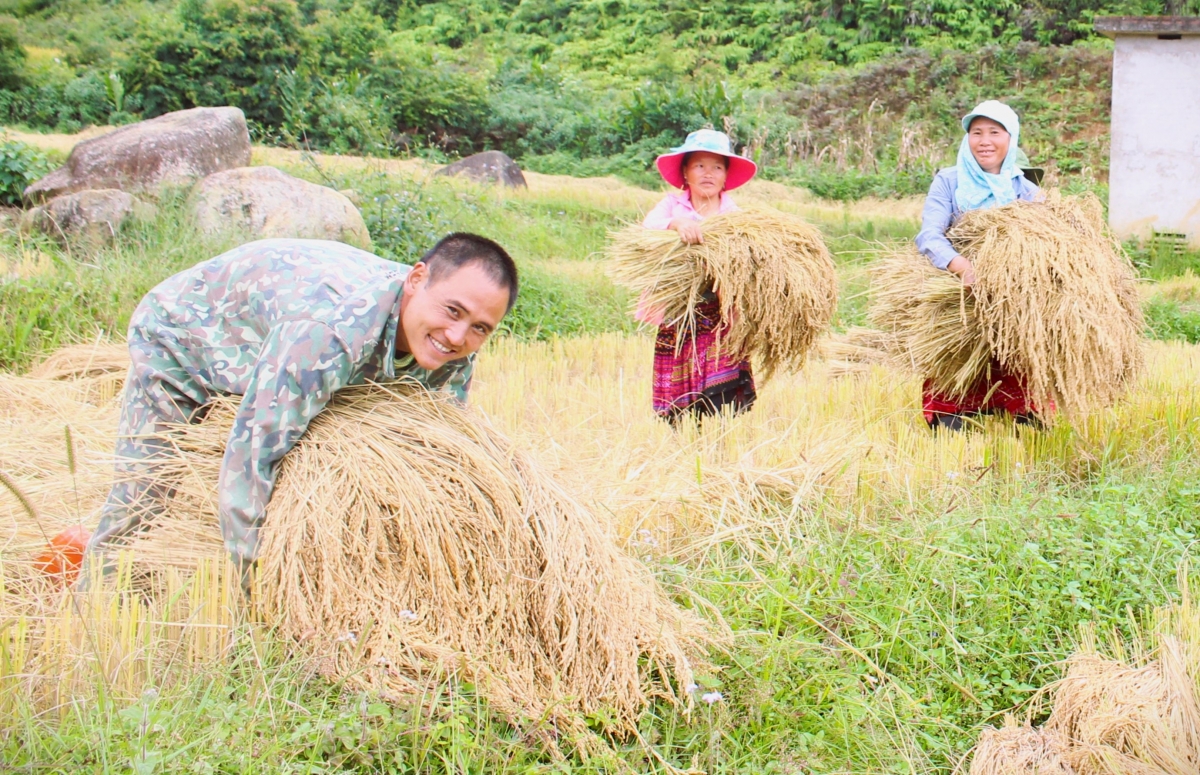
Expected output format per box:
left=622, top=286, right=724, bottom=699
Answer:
left=639, top=129, right=759, bottom=424
left=914, top=100, right=1044, bottom=432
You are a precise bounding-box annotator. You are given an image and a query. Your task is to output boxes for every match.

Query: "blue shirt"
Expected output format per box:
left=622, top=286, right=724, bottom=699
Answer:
left=915, top=168, right=1040, bottom=270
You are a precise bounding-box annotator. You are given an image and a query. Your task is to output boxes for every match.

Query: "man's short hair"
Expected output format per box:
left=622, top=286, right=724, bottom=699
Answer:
left=420, top=232, right=519, bottom=314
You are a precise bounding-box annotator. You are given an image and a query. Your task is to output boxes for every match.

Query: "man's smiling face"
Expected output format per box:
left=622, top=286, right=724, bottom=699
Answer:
left=397, top=261, right=510, bottom=369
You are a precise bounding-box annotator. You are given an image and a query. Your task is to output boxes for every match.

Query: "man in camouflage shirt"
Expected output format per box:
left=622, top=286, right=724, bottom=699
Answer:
left=86, top=233, right=517, bottom=579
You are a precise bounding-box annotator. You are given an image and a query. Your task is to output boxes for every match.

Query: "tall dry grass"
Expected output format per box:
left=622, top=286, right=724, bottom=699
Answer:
left=4, top=335, right=1200, bottom=723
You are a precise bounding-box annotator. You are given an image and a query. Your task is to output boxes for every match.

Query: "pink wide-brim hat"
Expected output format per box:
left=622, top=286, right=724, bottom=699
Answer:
left=654, top=129, right=758, bottom=191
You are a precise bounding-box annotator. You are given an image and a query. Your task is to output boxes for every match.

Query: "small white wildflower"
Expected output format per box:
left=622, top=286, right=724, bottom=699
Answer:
left=946, top=471, right=958, bottom=480
left=398, top=609, right=418, bottom=622
left=1015, top=462, right=1023, bottom=468
left=376, top=656, right=391, bottom=666
left=701, top=691, right=723, bottom=705
left=336, top=631, right=357, bottom=643
left=685, top=682, right=699, bottom=694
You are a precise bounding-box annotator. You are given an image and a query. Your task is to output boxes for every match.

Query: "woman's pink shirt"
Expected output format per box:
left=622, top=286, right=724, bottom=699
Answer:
left=641, top=190, right=739, bottom=230
left=635, top=191, right=739, bottom=324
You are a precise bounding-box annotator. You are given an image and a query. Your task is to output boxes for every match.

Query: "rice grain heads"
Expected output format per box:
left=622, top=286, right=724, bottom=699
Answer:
left=955, top=194, right=1143, bottom=415
left=607, top=206, right=837, bottom=379
left=964, top=574, right=1200, bottom=775
left=868, top=194, right=1143, bottom=414
left=966, top=716, right=1075, bottom=775
left=137, top=384, right=711, bottom=736
left=867, top=251, right=991, bottom=398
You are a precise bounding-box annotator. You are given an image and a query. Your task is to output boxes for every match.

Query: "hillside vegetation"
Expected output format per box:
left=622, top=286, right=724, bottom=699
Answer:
left=0, top=0, right=1196, bottom=196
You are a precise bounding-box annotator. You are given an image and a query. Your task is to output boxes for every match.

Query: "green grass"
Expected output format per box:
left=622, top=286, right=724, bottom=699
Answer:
left=0, top=165, right=640, bottom=371
left=4, top=468, right=1198, bottom=772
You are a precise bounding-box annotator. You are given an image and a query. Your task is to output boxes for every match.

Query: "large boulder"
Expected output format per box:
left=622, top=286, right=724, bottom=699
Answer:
left=188, top=166, right=372, bottom=249
left=25, top=107, right=251, bottom=203
left=21, top=189, right=156, bottom=247
left=435, top=150, right=527, bottom=188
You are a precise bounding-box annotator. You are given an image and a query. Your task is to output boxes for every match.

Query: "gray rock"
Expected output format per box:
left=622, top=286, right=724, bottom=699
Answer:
left=435, top=150, right=527, bottom=188
left=22, top=189, right=156, bottom=247
left=25, top=107, right=252, bottom=203
left=188, top=166, right=372, bottom=249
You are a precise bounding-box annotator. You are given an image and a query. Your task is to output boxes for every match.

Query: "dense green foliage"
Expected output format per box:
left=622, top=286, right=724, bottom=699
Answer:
left=1144, top=298, right=1200, bottom=344
left=0, top=0, right=1196, bottom=194
left=0, top=134, right=49, bottom=203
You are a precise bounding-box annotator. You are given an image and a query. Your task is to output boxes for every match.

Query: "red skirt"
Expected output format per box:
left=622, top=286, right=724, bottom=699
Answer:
left=922, top=365, right=1049, bottom=425
left=653, top=298, right=755, bottom=422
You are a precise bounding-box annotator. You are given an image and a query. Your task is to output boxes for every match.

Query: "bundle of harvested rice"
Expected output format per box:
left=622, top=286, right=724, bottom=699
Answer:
left=954, top=194, right=1143, bottom=413
left=867, top=250, right=992, bottom=398
left=866, top=194, right=1143, bottom=413
left=28, top=341, right=130, bottom=381
left=607, top=206, right=837, bottom=378
left=817, top=326, right=898, bottom=379
left=962, top=575, right=1200, bottom=775
left=965, top=716, right=1074, bottom=775
left=1045, top=640, right=1200, bottom=774
left=124, top=384, right=711, bottom=735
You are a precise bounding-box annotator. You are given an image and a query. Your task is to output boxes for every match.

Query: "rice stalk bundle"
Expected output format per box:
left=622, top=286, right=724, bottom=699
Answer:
left=867, top=194, right=1143, bottom=413
left=966, top=716, right=1075, bottom=775
left=963, top=573, right=1200, bottom=775
left=817, top=327, right=899, bottom=379
left=28, top=342, right=130, bottom=381
left=126, top=383, right=711, bottom=735
left=866, top=250, right=992, bottom=397
left=952, top=193, right=1144, bottom=414
left=1044, top=641, right=1200, bottom=775
left=607, top=206, right=838, bottom=379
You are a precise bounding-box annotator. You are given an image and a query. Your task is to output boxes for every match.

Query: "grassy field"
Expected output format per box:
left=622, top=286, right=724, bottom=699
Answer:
left=3, top=141, right=1200, bottom=773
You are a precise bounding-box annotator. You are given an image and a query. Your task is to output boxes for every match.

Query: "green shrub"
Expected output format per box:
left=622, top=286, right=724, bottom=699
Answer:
left=358, top=180, right=458, bottom=263
left=0, top=135, right=51, bottom=204
left=1144, top=298, right=1200, bottom=344
left=0, top=15, right=22, bottom=90
left=794, top=164, right=935, bottom=201
left=124, top=0, right=305, bottom=125
left=0, top=71, right=133, bottom=131
left=306, top=2, right=385, bottom=74
left=367, top=33, right=488, bottom=152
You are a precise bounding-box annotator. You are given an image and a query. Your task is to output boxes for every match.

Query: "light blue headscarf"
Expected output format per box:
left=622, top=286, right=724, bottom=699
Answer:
left=954, top=100, right=1022, bottom=213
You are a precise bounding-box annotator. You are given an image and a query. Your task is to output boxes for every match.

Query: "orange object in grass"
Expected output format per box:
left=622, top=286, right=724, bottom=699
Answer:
left=34, top=525, right=90, bottom=585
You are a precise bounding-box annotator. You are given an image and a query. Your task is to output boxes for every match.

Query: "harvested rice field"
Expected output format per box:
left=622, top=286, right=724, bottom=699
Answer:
left=4, top=156, right=1200, bottom=773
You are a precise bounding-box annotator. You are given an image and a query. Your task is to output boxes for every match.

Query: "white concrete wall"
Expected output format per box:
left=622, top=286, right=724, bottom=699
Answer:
left=1108, top=36, right=1200, bottom=246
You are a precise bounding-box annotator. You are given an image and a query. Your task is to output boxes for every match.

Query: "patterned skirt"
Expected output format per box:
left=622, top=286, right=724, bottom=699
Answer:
left=922, top=363, right=1048, bottom=426
left=653, top=298, right=756, bottom=423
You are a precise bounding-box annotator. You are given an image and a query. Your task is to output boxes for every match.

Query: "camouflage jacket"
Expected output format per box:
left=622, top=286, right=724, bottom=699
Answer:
left=130, top=238, right=473, bottom=561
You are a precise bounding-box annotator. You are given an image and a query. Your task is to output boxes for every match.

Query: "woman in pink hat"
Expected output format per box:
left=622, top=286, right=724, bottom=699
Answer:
left=640, top=129, right=759, bottom=424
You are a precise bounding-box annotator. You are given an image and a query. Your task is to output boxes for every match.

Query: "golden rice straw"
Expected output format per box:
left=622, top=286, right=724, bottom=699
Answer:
left=964, top=715, right=1075, bottom=775
left=607, top=206, right=838, bottom=380
left=27, top=342, right=130, bottom=381
left=817, top=326, right=901, bottom=379
left=1044, top=641, right=1200, bottom=775
left=866, top=194, right=1144, bottom=413
left=953, top=193, right=1144, bottom=414
left=867, top=249, right=992, bottom=398
left=121, top=384, right=711, bottom=737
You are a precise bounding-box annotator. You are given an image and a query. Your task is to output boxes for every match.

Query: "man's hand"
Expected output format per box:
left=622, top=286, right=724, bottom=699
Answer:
left=947, top=255, right=976, bottom=286
left=669, top=218, right=704, bottom=245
